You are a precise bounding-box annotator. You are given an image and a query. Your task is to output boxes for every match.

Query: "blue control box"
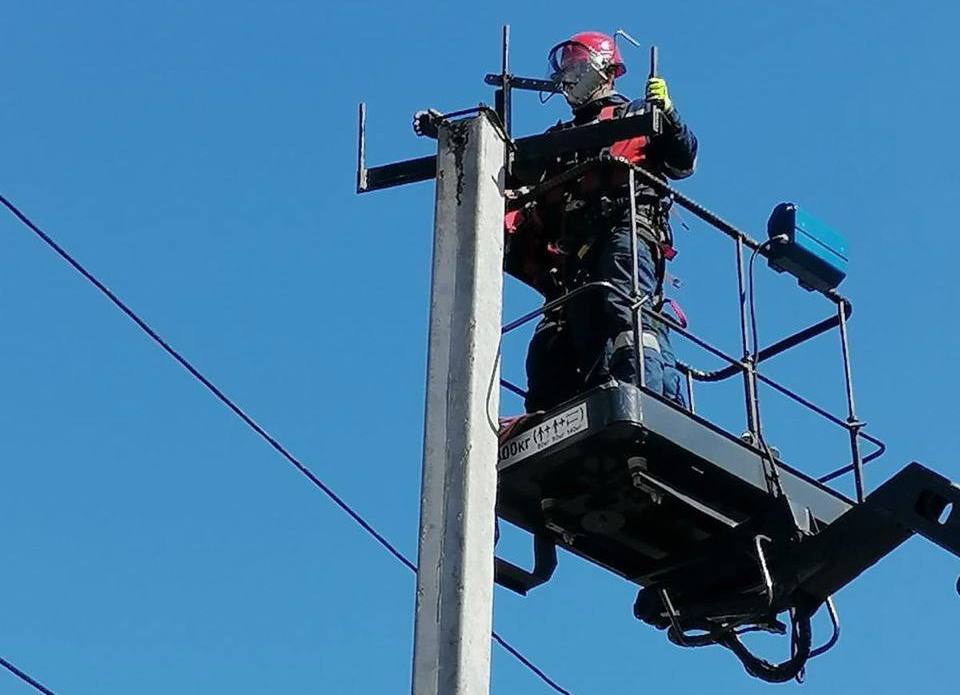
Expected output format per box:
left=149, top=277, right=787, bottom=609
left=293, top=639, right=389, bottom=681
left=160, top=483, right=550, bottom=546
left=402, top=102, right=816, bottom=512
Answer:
left=766, top=203, right=848, bottom=293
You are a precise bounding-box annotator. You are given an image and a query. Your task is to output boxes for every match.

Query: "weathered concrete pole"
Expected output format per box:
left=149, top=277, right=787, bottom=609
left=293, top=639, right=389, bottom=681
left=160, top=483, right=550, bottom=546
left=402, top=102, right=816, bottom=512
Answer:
left=411, top=112, right=506, bottom=695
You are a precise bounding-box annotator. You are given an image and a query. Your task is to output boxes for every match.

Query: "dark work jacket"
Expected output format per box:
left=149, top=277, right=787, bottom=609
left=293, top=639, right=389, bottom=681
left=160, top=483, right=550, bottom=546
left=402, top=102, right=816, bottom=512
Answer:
left=550, top=92, right=698, bottom=223
left=566, top=92, right=698, bottom=178
left=505, top=92, right=698, bottom=298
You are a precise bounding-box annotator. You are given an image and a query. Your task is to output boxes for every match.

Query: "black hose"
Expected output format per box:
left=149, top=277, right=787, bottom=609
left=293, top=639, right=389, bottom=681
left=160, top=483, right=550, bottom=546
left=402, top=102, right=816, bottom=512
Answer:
left=663, top=603, right=813, bottom=682
left=718, top=608, right=812, bottom=684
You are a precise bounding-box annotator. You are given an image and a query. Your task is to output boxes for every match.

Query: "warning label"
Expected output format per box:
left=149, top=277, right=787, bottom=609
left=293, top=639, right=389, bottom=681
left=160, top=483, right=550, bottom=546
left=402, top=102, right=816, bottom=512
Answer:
left=498, top=402, right=589, bottom=468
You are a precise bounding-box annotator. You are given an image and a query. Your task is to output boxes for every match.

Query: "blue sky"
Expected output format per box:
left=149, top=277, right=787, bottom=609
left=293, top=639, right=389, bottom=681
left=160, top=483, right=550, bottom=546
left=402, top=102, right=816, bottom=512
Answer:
left=1, top=2, right=958, bottom=694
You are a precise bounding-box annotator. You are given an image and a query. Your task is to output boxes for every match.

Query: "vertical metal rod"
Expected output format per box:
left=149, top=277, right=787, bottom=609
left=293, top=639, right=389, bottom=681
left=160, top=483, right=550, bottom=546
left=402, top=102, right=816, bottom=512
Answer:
left=837, top=301, right=865, bottom=502
left=649, top=45, right=658, bottom=78
left=411, top=114, right=506, bottom=695
left=735, top=237, right=759, bottom=435
left=628, top=167, right=644, bottom=389
left=500, top=24, right=511, bottom=137
left=356, top=102, right=367, bottom=193
left=685, top=371, right=695, bottom=413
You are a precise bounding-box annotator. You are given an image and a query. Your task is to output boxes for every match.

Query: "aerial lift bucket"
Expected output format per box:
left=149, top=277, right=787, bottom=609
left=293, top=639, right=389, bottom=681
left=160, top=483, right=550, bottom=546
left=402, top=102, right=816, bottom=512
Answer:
left=357, top=26, right=960, bottom=682
left=492, top=154, right=960, bottom=680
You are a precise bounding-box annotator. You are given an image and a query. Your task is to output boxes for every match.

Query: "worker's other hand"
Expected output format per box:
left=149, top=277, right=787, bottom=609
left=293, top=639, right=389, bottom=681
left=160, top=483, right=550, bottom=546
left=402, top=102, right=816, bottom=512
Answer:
left=645, top=77, right=673, bottom=113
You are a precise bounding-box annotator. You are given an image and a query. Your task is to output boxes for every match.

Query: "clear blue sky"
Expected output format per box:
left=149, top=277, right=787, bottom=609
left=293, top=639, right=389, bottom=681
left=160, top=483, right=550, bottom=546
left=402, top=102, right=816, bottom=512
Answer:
left=1, top=2, right=958, bottom=694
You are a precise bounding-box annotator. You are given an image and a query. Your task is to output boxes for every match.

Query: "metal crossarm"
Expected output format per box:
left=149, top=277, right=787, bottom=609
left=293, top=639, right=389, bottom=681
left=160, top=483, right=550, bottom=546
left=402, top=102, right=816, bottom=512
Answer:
left=357, top=104, right=662, bottom=193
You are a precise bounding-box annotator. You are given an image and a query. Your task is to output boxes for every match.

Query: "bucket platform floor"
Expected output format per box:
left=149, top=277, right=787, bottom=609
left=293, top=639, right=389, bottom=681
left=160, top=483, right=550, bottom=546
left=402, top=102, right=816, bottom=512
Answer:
left=495, top=381, right=960, bottom=629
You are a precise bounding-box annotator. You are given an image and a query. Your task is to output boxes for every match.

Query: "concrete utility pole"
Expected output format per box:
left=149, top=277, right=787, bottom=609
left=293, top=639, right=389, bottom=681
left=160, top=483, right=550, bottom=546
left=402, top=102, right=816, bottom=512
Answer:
left=411, top=112, right=506, bottom=695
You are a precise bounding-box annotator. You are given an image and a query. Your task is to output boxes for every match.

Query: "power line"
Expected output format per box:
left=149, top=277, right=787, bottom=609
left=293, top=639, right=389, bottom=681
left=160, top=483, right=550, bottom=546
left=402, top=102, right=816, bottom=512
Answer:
left=0, top=193, right=573, bottom=695
left=0, top=655, right=57, bottom=695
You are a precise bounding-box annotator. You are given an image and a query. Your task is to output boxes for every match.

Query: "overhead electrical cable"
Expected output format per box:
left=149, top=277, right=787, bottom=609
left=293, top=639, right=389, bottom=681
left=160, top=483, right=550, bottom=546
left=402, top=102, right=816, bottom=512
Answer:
left=0, top=193, right=573, bottom=695
left=0, top=655, right=58, bottom=695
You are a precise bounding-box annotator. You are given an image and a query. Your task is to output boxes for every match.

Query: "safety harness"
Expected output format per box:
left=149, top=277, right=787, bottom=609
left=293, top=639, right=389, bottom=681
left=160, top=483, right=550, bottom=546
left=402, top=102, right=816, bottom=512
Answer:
left=570, top=102, right=678, bottom=312
left=503, top=98, right=683, bottom=317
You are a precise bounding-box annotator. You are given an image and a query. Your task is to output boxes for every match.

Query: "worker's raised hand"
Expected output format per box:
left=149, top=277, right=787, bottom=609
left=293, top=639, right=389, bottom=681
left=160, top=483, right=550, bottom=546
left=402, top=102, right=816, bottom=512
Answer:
left=645, top=77, right=673, bottom=114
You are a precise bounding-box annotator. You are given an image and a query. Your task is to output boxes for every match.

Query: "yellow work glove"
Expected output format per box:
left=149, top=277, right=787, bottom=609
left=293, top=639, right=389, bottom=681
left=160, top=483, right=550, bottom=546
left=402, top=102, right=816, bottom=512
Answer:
left=646, top=77, right=673, bottom=113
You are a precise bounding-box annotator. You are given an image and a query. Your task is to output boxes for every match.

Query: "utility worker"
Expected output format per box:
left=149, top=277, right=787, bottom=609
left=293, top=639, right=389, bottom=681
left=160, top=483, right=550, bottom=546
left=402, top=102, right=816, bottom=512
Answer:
left=514, top=31, right=697, bottom=412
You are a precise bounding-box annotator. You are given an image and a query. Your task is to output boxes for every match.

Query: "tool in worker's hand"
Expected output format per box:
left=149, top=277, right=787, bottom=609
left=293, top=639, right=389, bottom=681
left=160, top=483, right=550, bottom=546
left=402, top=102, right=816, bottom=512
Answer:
left=645, top=45, right=673, bottom=114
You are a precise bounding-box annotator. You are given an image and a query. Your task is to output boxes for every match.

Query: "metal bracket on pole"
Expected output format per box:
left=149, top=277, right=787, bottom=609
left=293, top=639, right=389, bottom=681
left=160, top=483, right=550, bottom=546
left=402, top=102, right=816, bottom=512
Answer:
left=485, top=23, right=562, bottom=109
left=494, top=535, right=558, bottom=595
left=356, top=105, right=661, bottom=194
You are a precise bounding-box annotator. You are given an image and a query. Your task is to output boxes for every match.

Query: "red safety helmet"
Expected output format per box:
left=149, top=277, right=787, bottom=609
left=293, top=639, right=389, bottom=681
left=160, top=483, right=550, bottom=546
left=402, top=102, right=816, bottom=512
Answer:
left=547, top=31, right=627, bottom=80
left=548, top=31, right=626, bottom=107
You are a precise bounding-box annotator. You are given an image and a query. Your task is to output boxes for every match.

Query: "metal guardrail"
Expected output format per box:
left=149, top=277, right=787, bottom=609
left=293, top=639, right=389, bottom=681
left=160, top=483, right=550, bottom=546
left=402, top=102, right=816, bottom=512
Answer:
left=499, top=158, right=884, bottom=502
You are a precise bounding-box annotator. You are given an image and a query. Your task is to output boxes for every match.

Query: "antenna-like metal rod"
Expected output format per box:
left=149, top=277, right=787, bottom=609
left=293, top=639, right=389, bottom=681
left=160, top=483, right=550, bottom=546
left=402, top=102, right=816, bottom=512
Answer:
left=356, top=102, right=367, bottom=193
left=500, top=24, right=512, bottom=136
left=502, top=24, right=510, bottom=73
left=650, top=45, right=658, bottom=78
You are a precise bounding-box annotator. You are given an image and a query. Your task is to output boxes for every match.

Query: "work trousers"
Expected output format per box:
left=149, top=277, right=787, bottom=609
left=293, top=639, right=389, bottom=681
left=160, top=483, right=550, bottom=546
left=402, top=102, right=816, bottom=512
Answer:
left=525, top=223, right=685, bottom=412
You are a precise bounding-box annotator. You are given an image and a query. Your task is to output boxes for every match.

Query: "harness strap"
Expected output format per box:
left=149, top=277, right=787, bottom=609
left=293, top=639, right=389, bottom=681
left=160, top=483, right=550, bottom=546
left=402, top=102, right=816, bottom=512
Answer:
left=663, top=298, right=688, bottom=329
left=599, top=105, right=648, bottom=164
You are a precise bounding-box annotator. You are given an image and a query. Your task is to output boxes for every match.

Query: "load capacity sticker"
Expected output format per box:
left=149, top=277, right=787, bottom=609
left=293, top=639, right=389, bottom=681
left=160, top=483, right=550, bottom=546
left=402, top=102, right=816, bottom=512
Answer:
left=498, top=402, right=589, bottom=467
